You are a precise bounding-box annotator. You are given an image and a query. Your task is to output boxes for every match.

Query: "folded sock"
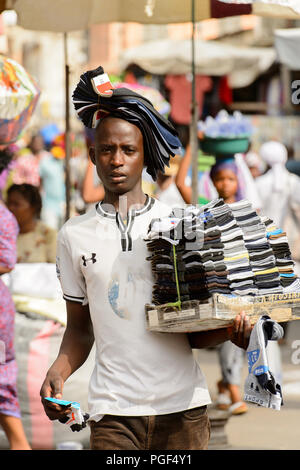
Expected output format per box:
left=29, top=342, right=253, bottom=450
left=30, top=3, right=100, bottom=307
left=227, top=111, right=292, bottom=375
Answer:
left=44, top=398, right=90, bottom=432
left=244, top=315, right=284, bottom=410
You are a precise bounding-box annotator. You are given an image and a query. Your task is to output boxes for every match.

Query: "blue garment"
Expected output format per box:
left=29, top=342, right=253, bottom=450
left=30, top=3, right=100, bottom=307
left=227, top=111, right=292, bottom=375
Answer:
left=39, top=154, right=65, bottom=216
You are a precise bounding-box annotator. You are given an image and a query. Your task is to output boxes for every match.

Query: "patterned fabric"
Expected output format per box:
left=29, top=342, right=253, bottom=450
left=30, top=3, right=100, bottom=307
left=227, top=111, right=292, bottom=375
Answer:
left=12, top=154, right=40, bottom=187
left=17, top=220, right=57, bottom=264
left=0, top=55, right=40, bottom=146
left=0, top=203, right=21, bottom=418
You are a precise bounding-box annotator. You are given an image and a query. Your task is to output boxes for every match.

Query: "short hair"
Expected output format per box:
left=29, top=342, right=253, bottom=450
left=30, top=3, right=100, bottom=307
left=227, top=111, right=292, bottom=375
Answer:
left=7, top=183, right=42, bottom=218
left=0, top=148, right=13, bottom=175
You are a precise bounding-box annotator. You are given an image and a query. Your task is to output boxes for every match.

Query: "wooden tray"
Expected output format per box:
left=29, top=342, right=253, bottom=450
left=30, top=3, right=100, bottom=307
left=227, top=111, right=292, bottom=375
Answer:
left=145, top=292, right=300, bottom=333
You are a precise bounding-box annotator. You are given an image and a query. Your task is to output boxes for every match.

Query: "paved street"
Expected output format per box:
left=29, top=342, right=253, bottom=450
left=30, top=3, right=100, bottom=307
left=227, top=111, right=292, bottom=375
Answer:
left=199, top=320, right=300, bottom=450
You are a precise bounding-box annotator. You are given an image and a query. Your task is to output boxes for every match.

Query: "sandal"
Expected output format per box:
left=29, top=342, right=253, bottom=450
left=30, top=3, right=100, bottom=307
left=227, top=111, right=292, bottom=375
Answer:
left=215, top=392, right=231, bottom=410
left=228, top=401, right=248, bottom=415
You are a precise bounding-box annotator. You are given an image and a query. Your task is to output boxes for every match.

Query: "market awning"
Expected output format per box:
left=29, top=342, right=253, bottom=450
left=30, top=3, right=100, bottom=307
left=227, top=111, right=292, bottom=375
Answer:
left=274, top=28, right=300, bottom=70
left=219, top=0, right=300, bottom=17
left=0, top=0, right=253, bottom=31
left=119, top=38, right=276, bottom=88
left=1, top=0, right=299, bottom=31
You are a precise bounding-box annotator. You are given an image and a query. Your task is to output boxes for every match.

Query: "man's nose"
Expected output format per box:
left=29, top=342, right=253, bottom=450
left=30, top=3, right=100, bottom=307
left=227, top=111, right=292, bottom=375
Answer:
left=111, top=148, right=124, bottom=166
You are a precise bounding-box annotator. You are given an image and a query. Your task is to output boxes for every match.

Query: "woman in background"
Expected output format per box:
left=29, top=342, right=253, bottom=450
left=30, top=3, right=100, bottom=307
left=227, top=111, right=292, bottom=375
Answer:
left=0, top=148, right=31, bottom=450
left=6, top=184, right=56, bottom=264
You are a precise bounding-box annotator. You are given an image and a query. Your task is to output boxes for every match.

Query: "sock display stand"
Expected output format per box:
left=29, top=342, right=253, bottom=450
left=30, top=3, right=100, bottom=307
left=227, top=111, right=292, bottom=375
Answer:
left=145, top=199, right=300, bottom=333
left=145, top=291, right=300, bottom=333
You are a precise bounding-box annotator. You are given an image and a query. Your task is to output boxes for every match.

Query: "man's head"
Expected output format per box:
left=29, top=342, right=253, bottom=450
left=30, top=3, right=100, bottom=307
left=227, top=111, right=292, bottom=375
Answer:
left=89, top=117, right=144, bottom=195
left=72, top=66, right=182, bottom=182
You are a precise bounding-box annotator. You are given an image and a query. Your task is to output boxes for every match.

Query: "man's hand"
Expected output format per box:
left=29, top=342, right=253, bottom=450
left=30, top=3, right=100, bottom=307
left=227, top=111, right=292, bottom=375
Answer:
left=39, top=301, right=94, bottom=422
left=40, top=371, right=71, bottom=421
left=188, top=311, right=253, bottom=349
left=228, top=311, right=252, bottom=350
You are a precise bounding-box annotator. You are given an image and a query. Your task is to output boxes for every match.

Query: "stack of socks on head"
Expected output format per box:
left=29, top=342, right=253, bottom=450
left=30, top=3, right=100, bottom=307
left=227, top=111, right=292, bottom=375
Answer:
left=262, top=216, right=300, bottom=293
left=145, top=199, right=300, bottom=305
left=72, top=66, right=182, bottom=181
left=229, top=200, right=283, bottom=295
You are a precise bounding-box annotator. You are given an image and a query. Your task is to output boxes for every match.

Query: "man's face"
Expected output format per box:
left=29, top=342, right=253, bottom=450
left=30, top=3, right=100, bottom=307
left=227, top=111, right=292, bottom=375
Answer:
left=89, top=117, right=144, bottom=195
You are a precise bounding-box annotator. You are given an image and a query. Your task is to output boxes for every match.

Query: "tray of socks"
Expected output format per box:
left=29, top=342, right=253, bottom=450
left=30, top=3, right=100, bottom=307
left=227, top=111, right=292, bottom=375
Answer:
left=144, top=199, right=300, bottom=333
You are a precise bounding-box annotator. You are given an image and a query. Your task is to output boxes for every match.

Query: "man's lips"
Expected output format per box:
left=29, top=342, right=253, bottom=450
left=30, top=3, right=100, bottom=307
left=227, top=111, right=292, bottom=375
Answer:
left=108, top=173, right=127, bottom=182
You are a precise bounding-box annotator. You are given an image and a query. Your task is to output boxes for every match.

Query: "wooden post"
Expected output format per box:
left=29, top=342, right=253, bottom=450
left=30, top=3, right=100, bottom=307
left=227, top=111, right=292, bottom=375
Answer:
left=64, top=32, right=71, bottom=222
left=280, top=63, right=293, bottom=115
left=191, top=0, right=199, bottom=206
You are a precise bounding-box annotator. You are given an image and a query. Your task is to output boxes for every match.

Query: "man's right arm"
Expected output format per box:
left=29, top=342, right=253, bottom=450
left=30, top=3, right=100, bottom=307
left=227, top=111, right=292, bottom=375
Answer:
left=40, top=300, right=94, bottom=421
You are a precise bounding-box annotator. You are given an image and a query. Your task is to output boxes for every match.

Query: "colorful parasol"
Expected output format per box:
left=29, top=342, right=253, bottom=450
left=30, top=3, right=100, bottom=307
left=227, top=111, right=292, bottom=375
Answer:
left=0, top=55, right=40, bottom=146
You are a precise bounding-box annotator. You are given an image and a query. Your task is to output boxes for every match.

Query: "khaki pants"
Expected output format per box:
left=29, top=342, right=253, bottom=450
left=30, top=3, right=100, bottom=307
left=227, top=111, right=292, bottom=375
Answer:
left=89, top=406, right=210, bottom=450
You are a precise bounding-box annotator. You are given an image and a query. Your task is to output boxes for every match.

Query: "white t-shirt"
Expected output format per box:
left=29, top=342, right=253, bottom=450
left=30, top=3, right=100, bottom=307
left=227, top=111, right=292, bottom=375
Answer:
left=56, top=196, right=211, bottom=421
left=156, top=181, right=186, bottom=208
left=255, top=169, right=300, bottom=228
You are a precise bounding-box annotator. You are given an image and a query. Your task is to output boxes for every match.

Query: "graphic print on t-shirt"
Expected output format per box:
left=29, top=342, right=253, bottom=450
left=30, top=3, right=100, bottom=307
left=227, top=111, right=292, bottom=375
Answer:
left=107, top=246, right=152, bottom=320
left=108, top=270, right=134, bottom=319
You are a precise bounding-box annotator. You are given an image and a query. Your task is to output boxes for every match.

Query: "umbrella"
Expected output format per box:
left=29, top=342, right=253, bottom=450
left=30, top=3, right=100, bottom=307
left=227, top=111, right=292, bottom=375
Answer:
left=113, top=82, right=171, bottom=116
left=1, top=0, right=253, bottom=31
left=0, top=54, right=40, bottom=145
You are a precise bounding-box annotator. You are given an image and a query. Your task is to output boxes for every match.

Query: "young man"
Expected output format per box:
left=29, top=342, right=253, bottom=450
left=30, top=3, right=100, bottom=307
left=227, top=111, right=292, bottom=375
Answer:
left=40, top=68, right=251, bottom=450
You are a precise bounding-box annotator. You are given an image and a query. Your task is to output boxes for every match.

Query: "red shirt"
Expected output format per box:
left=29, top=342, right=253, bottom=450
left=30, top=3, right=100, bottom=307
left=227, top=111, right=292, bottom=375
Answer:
left=165, top=74, right=212, bottom=125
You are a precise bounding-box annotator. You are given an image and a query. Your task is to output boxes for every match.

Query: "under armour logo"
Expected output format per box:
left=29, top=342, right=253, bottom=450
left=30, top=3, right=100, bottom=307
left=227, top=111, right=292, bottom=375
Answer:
left=82, top=253, right=97, bottom=266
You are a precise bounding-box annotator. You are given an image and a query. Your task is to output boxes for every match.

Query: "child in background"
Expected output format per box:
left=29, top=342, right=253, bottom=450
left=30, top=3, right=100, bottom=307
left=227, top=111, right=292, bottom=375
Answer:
left=6, top=183, right=57, bottom=264
left=209, top=159, right=241, bottom=205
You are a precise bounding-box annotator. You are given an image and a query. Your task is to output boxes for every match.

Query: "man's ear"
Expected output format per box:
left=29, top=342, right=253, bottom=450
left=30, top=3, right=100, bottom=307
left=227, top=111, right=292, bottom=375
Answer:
left=89, top=146, right=96, bottom=165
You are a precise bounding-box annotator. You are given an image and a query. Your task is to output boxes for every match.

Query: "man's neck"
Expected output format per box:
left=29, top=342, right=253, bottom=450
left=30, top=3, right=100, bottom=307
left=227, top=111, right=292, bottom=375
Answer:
left=103, top=186, right=147, bottom=218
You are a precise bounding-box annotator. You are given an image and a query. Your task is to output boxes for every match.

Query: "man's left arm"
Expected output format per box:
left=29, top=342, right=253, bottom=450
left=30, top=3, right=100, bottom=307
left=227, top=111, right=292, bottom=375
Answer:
left=188, top=312, right=252, bottom=350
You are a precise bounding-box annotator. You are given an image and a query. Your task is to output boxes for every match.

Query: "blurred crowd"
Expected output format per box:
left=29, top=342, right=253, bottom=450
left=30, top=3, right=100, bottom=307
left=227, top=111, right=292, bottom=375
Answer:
left=1, top=118, right=300, bottom=450
left=1, top=121, right=300, bottom=285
